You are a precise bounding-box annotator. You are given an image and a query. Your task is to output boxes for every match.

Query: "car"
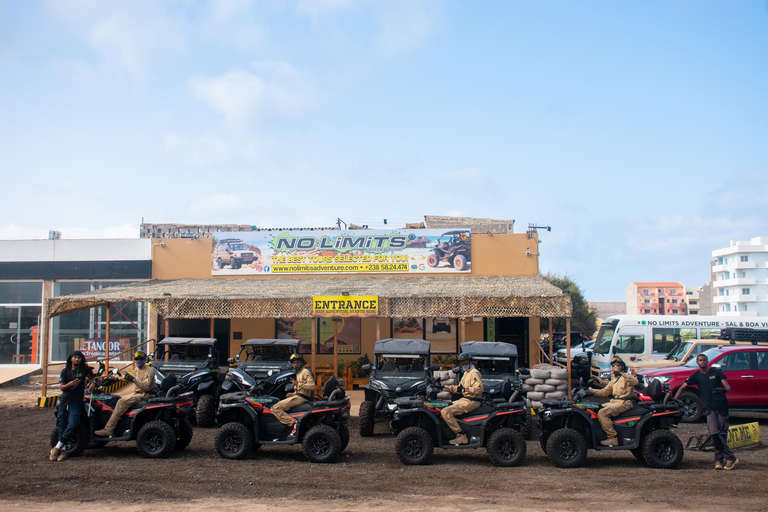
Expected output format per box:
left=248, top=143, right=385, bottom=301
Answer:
left=555, top=340, right=595, bottom=365
left=636, top=344, right=768, bottom=422
left=213, top=238, right=257, bottom=270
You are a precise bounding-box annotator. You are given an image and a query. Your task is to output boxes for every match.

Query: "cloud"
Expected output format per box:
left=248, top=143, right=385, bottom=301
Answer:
left=373, top=0, right=444, bottom=56
left=295, top=0, right=355, bottom=22
left=188, top=194, right=244, bottom=217
left=165, top=133, right=233, bottom=165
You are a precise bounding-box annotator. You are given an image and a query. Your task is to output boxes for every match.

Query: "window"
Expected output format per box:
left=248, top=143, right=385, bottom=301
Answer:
left=740, top=255, right=749, bottom=262
left=614, top=335, right=644, bottom=354
left=689, top=300, right=698, bottom=306
left=718, top=257, right=723, bottom=264
left=643, top=290, right=649, bottom=296
left=717, top=352, right=751, bottom=372
left=644, top=309, right=651, bottom=314
left=672, top=299, right=678, bottom=304
left=742, top=288, right=750, bottom=295
left=741, top=271, right=746, bottom=278
left=645, top=299, right=650, bottom=304
left=0, top=282, right=42, bottom=304
left=757, top=351, right=768, bottom=371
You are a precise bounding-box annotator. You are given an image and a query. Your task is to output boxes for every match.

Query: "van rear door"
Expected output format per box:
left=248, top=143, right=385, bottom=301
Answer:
left=611, top=327, right=647, bottom=359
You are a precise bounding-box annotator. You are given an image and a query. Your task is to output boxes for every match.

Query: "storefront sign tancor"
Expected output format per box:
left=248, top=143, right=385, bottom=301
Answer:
left=313, top=295, right=379, bottom=317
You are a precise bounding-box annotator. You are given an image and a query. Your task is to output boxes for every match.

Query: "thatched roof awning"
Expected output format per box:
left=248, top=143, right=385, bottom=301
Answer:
left=46, top=275, right=572, bottom=319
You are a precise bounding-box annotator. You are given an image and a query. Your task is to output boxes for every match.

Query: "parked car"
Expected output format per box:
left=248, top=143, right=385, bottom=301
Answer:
left=636, top=344, right=768, bottom=422
left=555, top=340, right=595, bottom=366
left=214, top=238, right=257, bottom=270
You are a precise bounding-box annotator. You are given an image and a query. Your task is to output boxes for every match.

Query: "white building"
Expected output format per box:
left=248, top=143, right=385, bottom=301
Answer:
left=711, top=236, right=768, bottom=316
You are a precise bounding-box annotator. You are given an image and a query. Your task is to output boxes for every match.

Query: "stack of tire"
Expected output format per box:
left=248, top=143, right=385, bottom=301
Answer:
left=522, top=364, right=569, bottom=409
left=433, top=370, right=457, bottom=400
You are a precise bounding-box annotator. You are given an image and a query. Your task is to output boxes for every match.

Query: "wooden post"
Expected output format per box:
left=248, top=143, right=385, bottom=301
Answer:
left=566, top=318, right=572, bottom=399
left=311, top=318, right=316, bottom=376
left=333, top=318, right=339, bottom=378
left=210, top=317, right=215, bottom=338
left=460, top=317, right=466, bottom=350
left=548, top=317, right=554, bottom=363
left=104, top=303, right=112, bottom=375
left=376, top=317, right=381, bottom=341
left=40, top=299, right=50, bottom=398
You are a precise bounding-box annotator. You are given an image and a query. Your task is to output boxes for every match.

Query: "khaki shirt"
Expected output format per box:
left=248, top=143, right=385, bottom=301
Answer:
left=446, top=366, right=483, bottom=399
left=121, top=365, right=156, bottom=397
left=294, top=367, right=316, bottom=399
left=590, top=372, right=638, bottom=400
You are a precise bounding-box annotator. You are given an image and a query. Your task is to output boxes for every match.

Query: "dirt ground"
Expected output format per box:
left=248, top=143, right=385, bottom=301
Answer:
left=1, top=383, right=766, bottom=512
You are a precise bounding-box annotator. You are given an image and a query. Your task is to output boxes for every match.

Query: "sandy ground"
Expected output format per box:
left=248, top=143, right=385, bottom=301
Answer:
left=0, top=383, right=766, bottom=512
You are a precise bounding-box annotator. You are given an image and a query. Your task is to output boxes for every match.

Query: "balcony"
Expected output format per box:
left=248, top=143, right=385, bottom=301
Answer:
left=713, top=294, right=757, bottom=303
left=712, top=278, right=757, bottom=288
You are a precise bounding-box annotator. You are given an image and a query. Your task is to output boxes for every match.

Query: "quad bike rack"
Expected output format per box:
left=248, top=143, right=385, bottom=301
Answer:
left=685, top=434, right=714, bottom=451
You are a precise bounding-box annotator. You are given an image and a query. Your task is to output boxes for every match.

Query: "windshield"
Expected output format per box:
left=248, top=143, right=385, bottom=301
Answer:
left=593, top=320, right=618, bottom=354
left=667, top=342, right=692, bottom=362
left=155, top=344, right=212, bottom=361
left=683, top=347, right=724, bottom=368
left=474, top=357, right=515, bottom=376
left=375, top=355, right=426, bottom=376
left=229, top=243, right=248, bottom=250
left=238, top=345, right=294, bottom=363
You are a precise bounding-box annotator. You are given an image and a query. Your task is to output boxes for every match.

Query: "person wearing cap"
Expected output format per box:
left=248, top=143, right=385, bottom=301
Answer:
left=94, top=351, right=156, bottom=437
left=270, top=353, right=316, bottom=437
left=440, top=352, right=483, bottom=445
left=50, top=350, right=95, bottom=462
left=588, top=357, right=638, bottom=446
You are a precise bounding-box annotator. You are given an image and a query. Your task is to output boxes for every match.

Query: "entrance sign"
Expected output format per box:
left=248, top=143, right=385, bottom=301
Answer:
left=211, top=228, right=472, bottom=276
left=313, top=296, right=378, bottom=317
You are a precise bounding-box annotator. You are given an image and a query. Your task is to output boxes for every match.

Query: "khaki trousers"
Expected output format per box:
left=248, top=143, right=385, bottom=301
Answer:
left=598, top=399, right=632, bottom=438
left=441, top=398, right=480, bottom=435
left=104, top=394, right=145, bottom=432
left=271, top=395, right=306, bottom=426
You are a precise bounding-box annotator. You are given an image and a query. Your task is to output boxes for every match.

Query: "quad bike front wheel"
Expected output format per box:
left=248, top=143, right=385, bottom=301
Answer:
left=545, top=428, right=588, bottom=468
left=487, top=428, right=526, bottom=467
left=196, top=394, right=216, bottom=428
left=453, top=253, right=468, bottom=271
left=175, top=417, right=194, bottom=451
left=395, top=427, right=434, bottom=465
left=358, top=400, right=375, bottom=437
left=215, top=422, right=253, bottom=459
left=303, top=424, right=342, bottom=463
left=426, top=252, right=440, bottom=268
left=49, top=423, right=90, bottom=458
left=641, top=429, right=684, bottom=469
left=137, top=420, right=177, bottom=458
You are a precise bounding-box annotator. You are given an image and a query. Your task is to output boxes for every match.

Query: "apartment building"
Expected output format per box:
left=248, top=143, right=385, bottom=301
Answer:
left=626, top=282, right=687, bottom=315
left=712, top=236, right=768, bottom=316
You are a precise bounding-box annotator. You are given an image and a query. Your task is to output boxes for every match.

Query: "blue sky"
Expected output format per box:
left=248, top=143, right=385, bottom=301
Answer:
left=1, top=1, right=767, bottom=301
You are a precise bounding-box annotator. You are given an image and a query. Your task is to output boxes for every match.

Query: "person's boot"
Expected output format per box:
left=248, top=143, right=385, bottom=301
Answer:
left=449, top=434, right=468, bottom=445
left=56, top=450, right=67, bottom=462
left=600, top=437, right=618, bottom=446
left=94, top=428, right=113, bottom=437
left=49, top=447, right=60, bottom=461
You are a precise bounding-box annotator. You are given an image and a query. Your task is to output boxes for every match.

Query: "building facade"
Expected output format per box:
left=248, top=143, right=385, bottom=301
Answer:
left=711, top=236, right=768, bottom=317
left=626, top=282, right=687, bottom=315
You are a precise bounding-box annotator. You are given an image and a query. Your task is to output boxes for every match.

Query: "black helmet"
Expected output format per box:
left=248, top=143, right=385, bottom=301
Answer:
left=458, top=352, right=472, bottom=365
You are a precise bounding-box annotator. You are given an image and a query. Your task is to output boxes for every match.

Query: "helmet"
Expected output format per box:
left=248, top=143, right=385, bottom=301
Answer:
left=290, top=354, right=305, bottom=363
left=610, top=356, right=626, bottom=372
left=134, top=351, right=147, bottom=360
left=458, top=352, right=472, bottom=366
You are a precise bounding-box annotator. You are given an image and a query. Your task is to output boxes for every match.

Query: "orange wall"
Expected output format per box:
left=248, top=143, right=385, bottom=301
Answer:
left=152, top=238, right=212, bottom=279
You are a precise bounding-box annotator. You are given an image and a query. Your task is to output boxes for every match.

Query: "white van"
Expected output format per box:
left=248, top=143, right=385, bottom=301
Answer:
left=591, top=314, right=768, bottom=371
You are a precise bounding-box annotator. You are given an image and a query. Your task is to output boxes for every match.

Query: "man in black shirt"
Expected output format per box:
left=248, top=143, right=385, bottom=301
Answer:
left=675, top=353, right=737, bottom=470
left=50, top=350, right=95, bottom=462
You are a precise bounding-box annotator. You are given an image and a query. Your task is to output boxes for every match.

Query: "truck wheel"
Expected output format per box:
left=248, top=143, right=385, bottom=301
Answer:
left=641, top=429, right=684, bottom=469
left=175, top=418, right=194, bottom=451
left=338, top=421, right=350, bottom=452
left=545, top=428, right=587, bottom=468
left=196, top=394, right=216, bottom=428
left=395, top=427, right=433, bottom=465
left=427, top=252, right=440, bottom=268
left=303, top=424, right=342, bottom=463
left=137, top=420, right=177, bottom=458
left=453, top=254, right=468, bottom=271
left=215, top=422, right=253, bottom=459
left=49, top=423, right=90, bottom=458
left=678, top=391, right=703, bottom=423
left=487, top=428, right=526, bottom=467
left=231, top=258, right=240, bottom=269
left=216, top=258, right=223, bottom=270
left=359, top=400, right=375, bottom=437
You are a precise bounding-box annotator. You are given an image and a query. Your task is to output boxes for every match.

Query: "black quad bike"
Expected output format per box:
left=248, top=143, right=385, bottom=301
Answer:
left=538, top=378, right=684, bottom=469
left=214, top=376, right=351, bottom=463
left=390, top=377, right=528, bottom=466
left=152, top=337, right=222, bottom=427
left=426, top=230, right=471, bottom=271
left=219, top=338, right=300, bottom=397
left=460, top=341, right=534, bottom=439
left=359, top=338, right=432, bottom=437
left=50, top=372, right=195, bottom=459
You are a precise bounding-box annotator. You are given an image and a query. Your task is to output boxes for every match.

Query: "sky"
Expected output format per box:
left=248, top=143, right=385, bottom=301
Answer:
left=1, top=0, right=767, bottom=302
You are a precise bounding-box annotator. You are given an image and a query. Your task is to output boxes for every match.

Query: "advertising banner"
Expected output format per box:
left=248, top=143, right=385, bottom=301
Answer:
left=78, top=338, right=133, bottom=361
left=211, top=228, right=471, bottom=276
left=313, top=296, right=378, bottom=317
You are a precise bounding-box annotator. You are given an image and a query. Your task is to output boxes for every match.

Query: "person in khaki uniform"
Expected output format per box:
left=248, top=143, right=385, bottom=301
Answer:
left=94, top=351, right=156, bottom=437
left=441, top=352, right=483, bottom=445
left=588, top=357, right=638, bottom=446
left=271, top=354, right=316, bottom=437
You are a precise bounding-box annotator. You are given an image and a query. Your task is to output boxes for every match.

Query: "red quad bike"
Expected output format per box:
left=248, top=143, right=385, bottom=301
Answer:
left=214, top=376, right=351, bottom=463
left=390, top=377, right=528, bottom=466
left=426, top=230, right=471, bottom=271
left=50, top=371, right=195, bottom=459
left=538, top=379, right=684, bottom=469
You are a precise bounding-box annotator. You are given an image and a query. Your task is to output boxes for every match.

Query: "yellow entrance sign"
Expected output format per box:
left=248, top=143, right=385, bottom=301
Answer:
left=313, top=296, right=378, bottom=317
left=727, top=422, right=761, bottom=449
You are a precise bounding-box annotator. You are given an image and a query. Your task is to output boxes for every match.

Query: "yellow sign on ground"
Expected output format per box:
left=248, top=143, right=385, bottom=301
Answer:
left=313, top=296, right=378, bottom=317
left=727, top=422, right=761, bottom=449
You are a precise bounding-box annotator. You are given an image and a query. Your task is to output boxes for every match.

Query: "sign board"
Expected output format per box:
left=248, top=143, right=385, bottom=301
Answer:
left=79, top=338, right=133, bottom=360
left=727, top=422, right=761, bottom=449
left=313, top=296, right=378, bottom=317
left=211, top=228, right=471, bottom=276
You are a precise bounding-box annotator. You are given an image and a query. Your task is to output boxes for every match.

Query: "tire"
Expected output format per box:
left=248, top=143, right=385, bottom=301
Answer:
left=427, top=253, right=440, bottom=268
left=519, top=412, right=534, bottom=440
left=215, top=422, right=253, bottom=459
left=196, top=394, right=216, bottom=428
left=487, top=428, right=526, bottom=467
left=231, top=258, right=240, bottom=269
left=545, top=428, right=588, bottom=468
left=49, top=423, right=90, bottom=458
left=338, top=421, right=350, bottom=452
left=631, top=446, right=644, bottom=461
left=303, top=424, right=342, bottom=463
left=453, top=254, right=468, bottom=271
left=216, top=258, right=223, bottom=270
left=358, top=400, right=375, bottom=437
left=175, top=418, right=194, bottom=451
left=641, top=429, right=684, bottom=469
left=395, top=427, right=434, bottom=465
left=136, top=420, right=177, bottom=458
left=678, top=391, right=703, bottom=423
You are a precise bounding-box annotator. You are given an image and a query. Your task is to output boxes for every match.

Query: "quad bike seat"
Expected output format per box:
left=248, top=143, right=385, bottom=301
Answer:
left=127, top=400, right=149, bottom=412
left=288, top=403, right=312, bottom=413
left=457, top=403, right=496, bottom=417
